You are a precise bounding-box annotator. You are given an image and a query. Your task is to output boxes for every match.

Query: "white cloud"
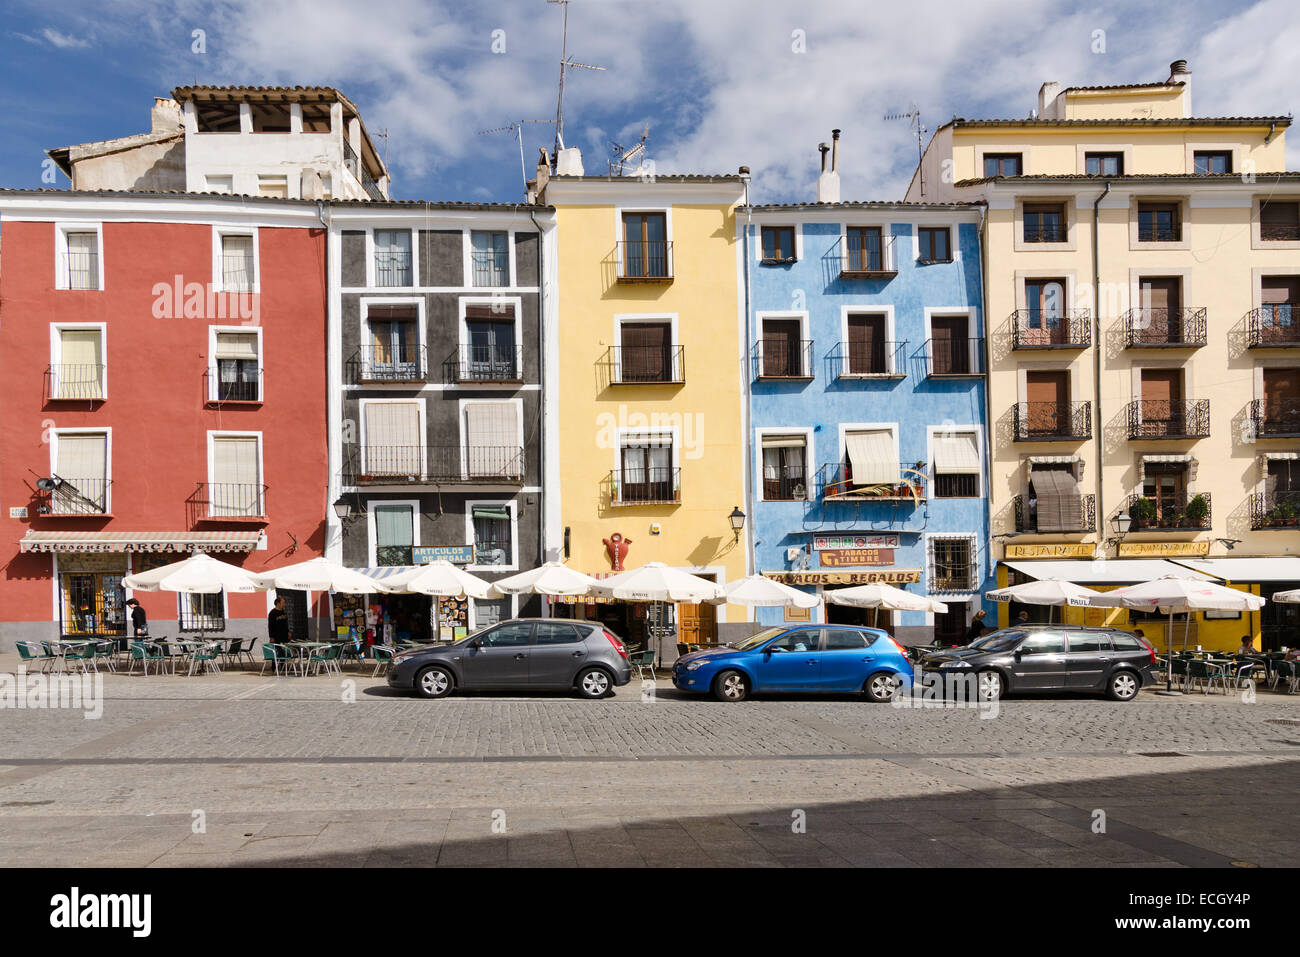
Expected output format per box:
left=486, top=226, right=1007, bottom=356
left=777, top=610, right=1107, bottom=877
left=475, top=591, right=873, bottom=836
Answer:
left=42, top=28, right=91, bottom=48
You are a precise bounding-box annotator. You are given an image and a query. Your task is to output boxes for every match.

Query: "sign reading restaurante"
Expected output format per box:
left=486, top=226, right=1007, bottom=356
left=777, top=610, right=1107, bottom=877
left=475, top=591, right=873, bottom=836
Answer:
left=1004, top=543, right=1096, bottom=559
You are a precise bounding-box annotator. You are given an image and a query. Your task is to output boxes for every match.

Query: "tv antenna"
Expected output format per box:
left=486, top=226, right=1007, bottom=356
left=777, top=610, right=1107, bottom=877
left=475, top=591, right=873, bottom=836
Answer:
left=885, top=103, right=927, bottom=197
left=548, top=0, right=606, bottom=167
left=608, top=123, right=650, bottom=176
left=477, top=120, right=555, bottom=193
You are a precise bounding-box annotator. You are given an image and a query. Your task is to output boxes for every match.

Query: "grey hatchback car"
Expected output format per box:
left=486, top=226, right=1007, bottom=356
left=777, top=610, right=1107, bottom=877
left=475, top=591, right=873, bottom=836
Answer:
left=386, top=618, right=634, bottom=699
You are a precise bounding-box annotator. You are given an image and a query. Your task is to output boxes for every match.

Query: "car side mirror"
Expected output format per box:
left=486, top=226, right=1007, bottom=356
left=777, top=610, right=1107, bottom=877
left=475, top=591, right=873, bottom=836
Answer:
left=1013, top=649, right=1024, bottom=660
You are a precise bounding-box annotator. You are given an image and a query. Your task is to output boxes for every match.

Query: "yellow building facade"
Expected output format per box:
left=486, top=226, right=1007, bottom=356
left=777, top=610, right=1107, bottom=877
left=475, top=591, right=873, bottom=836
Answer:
left=539, top=171, right=751, bottom=651
left=909, top=60, right=1300, bottom=650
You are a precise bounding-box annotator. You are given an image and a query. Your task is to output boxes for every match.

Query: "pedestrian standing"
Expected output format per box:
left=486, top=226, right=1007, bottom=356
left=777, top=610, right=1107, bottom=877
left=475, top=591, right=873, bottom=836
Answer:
left=124, top=598, right=147, bottom=652
left=964, top=609, right=988, bottom=645
left=268, top=596, right=289, bottom=644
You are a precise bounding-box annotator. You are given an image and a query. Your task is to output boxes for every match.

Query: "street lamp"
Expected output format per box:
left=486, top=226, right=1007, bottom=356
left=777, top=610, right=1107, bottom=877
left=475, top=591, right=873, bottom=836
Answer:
left=1105, top=511, right=1132, bottom=551
left=728, top=506, right=746, bottom=543
left=332, top=496, right=354, bottom=523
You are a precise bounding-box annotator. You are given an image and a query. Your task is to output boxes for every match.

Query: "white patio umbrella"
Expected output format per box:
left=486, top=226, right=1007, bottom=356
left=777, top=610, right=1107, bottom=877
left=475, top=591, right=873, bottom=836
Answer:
left=593, top=563, right=727, bottom=664
left=1270, top=589, right=1300, bottom=603
left=490, top=561, right=602, bottom=597
left=385, top=559, right=500, bottom=599
left=251, top=556, right=392, bottom=594
left=824, top=582, right=947, bottom=631
left=985, top=577, right=1104, bottom=623
left=1089, top=576, right=1266, bottom=692
left=122, top=552, right=267, bottom=644
left=724, top=574, right=821, bottom=608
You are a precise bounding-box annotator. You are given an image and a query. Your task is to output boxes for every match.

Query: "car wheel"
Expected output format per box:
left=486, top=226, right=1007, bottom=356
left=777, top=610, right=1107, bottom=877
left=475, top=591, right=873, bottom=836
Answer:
left=576, top=667, right=612, bottom=699
left=864, top=671, right=902, bottom=703
left=1106, top=670, right=1140, bottom=701
left=977, top=669, right=1004, bottom=701
left=414, top=665, right=453, bottom=699
left=713, top=669, right=749, bottom=702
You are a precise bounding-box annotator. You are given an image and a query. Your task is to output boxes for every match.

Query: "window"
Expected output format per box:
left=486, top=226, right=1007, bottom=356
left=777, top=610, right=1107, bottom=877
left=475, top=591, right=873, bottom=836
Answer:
left=1261, top=368, right=1300, bottom=433
left=209, top=434, right=263, bottom=517
left=1261, top=276, right=1300, bottom=329
left=1023, top=203, right=1065, bottom=243
left=1025, top=278, right=1067, bottom=329
left=1067, top=632, right=1112, bottom=653
left=1193, top=150, right=1232, bottom=174
left=761, top=226, right=795, bottom=262
left=770, top=630, right=818, bottom=652
left=480, top=622, right=532, bottom=646
left=464, top=401, right=522, bottom=479
left=220, top=234, right=255, bottom=292
left=760, top=317, right=808, bottom=377
left=1140, top=463, right=1188, bottom=525
left=619, top=435, right=675, bottom=503
left=250, top=102, right=292, bottom=133
left=917, top=227, right=951, bottom=262
left=1019, top=632, right=1066, bottom=655
left=930, top=314, right=973, bottom=375
left=1261, top=201, right=1300, bottom=242
left=470, top=230, right=509, bottom=287
left=535, top=622, right=584, bottom=644
left=179, top=593, right=224, bottom=632
left=845, top=313, right=888, bottom=374
left=761, top=435, right=808, bottom=501
left=1085, top=152, right=1123, bottom=175
left=53, top=326, right=105, bottom=400
left=205, top=175, right=233, bottom=194
left=823, top=629, right=870, bottom=650
left=928, top=535, right=976, bottom=591
left=843, top=428, right=896, bottom=487
left=621, top=212, right=669, bottom=278
left=618, top=321, right=674, bottom=382
left=364, top=305, right=421, bottom=381
left=257, top=174, right=289, bottom=198
left=61, top=230, right=101, bottom=290
left=1267, top=460, right=1300, bottom=509
left=213, top=331, right=261, bottom=401
left=471, top=504, right=513, bottom=567
left=1138, top=202, right=1181, bottom=242
left=51, top=431, right=109, bottom=514
left=983, top=153, right=1022, bottom=177
left=845, top=226, right=884, bottom=272
left=463, top=303, right=518, bottom=381
left=1028, top=464, right=1084, bottom=532
left=374, top=229, right=413, bottom=286
left=362, top=401, right=423, bottom=479
left=932, top=430, right=979, bottom=497
left=374, top=504, right=414, bottom=566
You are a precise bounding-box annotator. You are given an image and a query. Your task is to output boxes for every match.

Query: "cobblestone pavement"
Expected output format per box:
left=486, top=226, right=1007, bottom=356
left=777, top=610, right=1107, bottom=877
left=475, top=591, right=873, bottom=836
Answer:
left=0, top=658, right=1296, bottom=867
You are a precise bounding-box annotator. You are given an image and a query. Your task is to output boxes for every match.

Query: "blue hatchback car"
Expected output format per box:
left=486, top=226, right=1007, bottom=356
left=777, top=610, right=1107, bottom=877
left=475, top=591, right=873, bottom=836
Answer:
left=671, top=624, right=913, bottom=702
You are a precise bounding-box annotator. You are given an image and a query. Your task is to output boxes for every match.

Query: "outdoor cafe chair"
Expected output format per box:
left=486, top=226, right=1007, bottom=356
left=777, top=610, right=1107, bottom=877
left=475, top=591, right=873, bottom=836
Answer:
left=187, top=641, right=223, bottom=677
left=1167, top=655, right=1190, bottom=692
left=309, top=643, right=343, bottom=677
left=370, top=644, right=395, bottom=678
left=61, top=641, right=98, bottom=675
left=629, top=645, right=656, bottom=681
left=260, top=642, right=294, bottom=677
left=1273, top=659, right=1298, bottom=693
left=127, top=640, right=168, bottom=676
left=15, top=641, right=55, bottom=674
left=93, top=640, right=118, bottom=673
left=1186, top=658, right=1225, bottom=695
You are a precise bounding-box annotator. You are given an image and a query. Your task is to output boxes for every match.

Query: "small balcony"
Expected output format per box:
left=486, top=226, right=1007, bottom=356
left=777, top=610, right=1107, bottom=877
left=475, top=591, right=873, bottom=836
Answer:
left=1023, top=223, right=1067, bottom=243
left=819, top=462, right=926, bottom=503
left=1010, top=310, right=1092, bottom=350
left=616, top=241, right=673, bottom=282
left=354, top=346, right=426, bottom=385
left=1126, top=399, right=1210, bottom=440
left=837, top=238, right=897, bottom=279
left=754, top=339, right=814, bottom=380
left=470, top=250, right=509, bottom=288
left=833, top=340, right=907, bottom=379
left=36, top=478, right=111, bottom=516
left=607, top=345, right=685, bottom=385
left=1126, top=491, right=1211, bottom=532
left=610, top=468, right=680, bottom=505
left=1246, top=305, right=1300, bottom=348
left=1123, top=308, right=1207, bottom=348
left=203, top=368, right=263, bottom=403
left=440, top=445, right=525, bottom=483
left=925, top=337, right=986, bottom=377
left=1138, top=223, right=1182, bottom=243
left=192, top=482, right=267, bottom=521
left=1251, top=399, right=1300, bottom=438
left=1013, top=493, right=1096, bottom=533
left=1251, top=491, right=1300, bottom=530
left=761, top=468, right=809, bottom=502
left=447, top=345, right=523, bottom=384
left=346, top=446, right=426, bottom=484
left=373, top=250, right=413, bottom=287
left=46, top=364, right=106, bottom=402
left=1013, top=401, right=1092, bottom=441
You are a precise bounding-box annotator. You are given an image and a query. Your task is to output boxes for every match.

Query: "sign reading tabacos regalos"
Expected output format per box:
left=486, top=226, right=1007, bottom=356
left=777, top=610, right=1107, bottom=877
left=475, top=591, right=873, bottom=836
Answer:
left=1004, top=543, right=1096, bottom=559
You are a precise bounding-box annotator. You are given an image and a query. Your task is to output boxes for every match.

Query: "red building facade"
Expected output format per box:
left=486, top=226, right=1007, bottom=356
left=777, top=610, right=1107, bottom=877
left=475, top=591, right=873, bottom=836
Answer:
left=0, top=191, right=329, bottom=648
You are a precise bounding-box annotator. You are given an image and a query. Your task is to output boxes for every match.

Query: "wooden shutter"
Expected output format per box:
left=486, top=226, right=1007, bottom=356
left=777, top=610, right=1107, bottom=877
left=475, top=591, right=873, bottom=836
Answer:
left=931, top=315, right=969, bottom=374
left=364, top=402, right=421, bottom=475
left=763, top=319, right=801, bottom=376
left=846, top=314, right=884, bottom=373
left=465, top=402, right=518, bottom=476
left=620, top=322, right=669, bottom=381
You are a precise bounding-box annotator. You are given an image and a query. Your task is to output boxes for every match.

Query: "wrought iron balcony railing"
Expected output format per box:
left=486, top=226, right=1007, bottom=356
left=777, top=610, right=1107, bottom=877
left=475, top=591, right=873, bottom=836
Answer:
left=616, top=241, right=673, bottom=281
left=834, top=339, right=907, bottom=378
left=1123, top=308, right=1207, bottom=348
left=354, top=346, right=426, bottom=384
left=1013, top=493, right=1096, bottom=533
left=837, top=235, right=898, bottom=278
left=197, top=482, right=267, bottom=519
left=1251, top=399, right=1300, bottom=438
left=374, top=250, right=412, bottom=286
left=63, top=251, right=99, bottom=290
left=47, top=364, right=106, bottom=401
left=1261, top=223, right=1300, bottom=242
left=926, top=337, right=986, bottom=376
left=447, top=344, right=522, bottom=383
left=819, top=462, right=926, bottom=502
left=754, top=339, right=814, bottom=379
left=1126, top=399, right=1210, bottom=439
left=1246, top=305, right=1300, bottom=348
left=1125, top=491, right=1212, bottom=531
left=1251, top=491, right=1300, bottom=529
left=610, top=467, right=680, bottom=505
left=761, top=468, right=809, bottom=502
left=608, top=345, right=685, bottom=384
left=344, top=445, right=526, bottom=484
left=470, top=249, right=509, bottom=287
left=1010, top=310, right=1092, bottom=350
left=1013, top=401, right=1093, bottom=441
left=204, top=367, right=263, bottom=403
left=37, top=478, right=111, bottom=516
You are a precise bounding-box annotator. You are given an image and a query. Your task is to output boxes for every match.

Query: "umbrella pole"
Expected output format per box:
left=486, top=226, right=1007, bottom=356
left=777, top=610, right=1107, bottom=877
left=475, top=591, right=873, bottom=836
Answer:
left=1166, top=613, right=1175, bottom=693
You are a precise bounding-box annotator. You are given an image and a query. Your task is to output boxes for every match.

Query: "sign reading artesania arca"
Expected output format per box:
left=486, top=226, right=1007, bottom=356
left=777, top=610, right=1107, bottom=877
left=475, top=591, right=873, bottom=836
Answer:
left=812, top=535, right=900, bottom=550
left=1004, top=543, right=1096, bottom=559
left=1117, top=541, right=1211, bottom=558
left=766, top=569, right=922, bottom=585
left=819, top=548, right=895, bottom=567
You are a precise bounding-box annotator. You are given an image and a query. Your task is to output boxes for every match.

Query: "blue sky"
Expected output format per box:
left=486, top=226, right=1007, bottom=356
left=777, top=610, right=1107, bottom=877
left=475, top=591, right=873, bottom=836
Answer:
left=2, top=0, right=1297, bottom=203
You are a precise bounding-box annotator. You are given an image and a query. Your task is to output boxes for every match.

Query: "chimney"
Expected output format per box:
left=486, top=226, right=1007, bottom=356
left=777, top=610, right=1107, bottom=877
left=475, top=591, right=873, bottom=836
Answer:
left=1037, top=81, right=1062, bottom=119
left=816, top=130, right=841, bottom=203
left=556, top=146, right=584, bottom=176
left=1168, top=59, right=1191, bottom=116
left=151, top=97, right=183, bottom=133
left=534, top=148, right=551, bottom=195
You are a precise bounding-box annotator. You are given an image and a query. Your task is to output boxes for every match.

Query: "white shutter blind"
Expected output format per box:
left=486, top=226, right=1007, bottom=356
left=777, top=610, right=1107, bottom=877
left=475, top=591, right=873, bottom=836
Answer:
left=211, top=436, right=261, bottom=516
left=58, top=329, right=104, bottom=399
left=933, top=431, right=980, bottom=474
left=56, top=433, right=106, bottom=482
left=364, top=402, right=422, bottom=476
left=465, top=403, right=519, bottom=477
left=222, top=235, right=255, bottom=290
left=844, top=429, right=894, bottom=485
left=65, top=232, right=99, bottom=289
left=215, top=332, right=259, bottom=360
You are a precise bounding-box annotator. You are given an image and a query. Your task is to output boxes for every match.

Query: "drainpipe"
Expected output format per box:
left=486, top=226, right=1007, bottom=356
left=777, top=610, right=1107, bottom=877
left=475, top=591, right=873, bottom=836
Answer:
left=1093, top=181, right=1111, bottom=549
left=529, top=204, right=547, bottom=612
left=974, top=201, right=992, bottom=599
left=740, top=173, right=755, bottom=581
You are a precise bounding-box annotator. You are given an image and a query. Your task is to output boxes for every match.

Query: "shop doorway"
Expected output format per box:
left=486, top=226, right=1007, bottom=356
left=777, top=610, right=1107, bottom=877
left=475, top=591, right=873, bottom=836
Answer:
left=1261, top=585, right=1299, bottom=652
left=278, top=589, right=310, bottom=641
left=677, top=574, right=717, bottom=646
left=934, top=600, right=969, bottom=646
left=826, top=599, right=893, bottom=631
left=59, top=570, right=127, bottom=638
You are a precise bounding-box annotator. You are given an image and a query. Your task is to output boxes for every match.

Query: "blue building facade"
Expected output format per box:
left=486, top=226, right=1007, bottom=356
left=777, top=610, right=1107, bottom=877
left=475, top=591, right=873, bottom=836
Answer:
left=741, top=202, right=995, bottom=645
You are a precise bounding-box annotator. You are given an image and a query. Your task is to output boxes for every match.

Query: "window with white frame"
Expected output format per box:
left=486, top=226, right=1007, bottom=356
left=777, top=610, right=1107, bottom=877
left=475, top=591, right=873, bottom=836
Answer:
left=470, top=503, right=513, bottom=567
left=51, top=431, right=109, bottom=514
left=58, top=228, right=101, bottom=290
left=362, top=401, right=424, bottom=479
left=374, top=229, right=413, bottom=287
left=927, top=534, right=978, bottom=592
left=761, top=434, right=808, bottom=501
left=931, top=430, right=980, bottom=498
left=179, top=592, right=225, bottom=631
left=618, top=433, right=675, bottom=503
left=212, top=330, right=262, bottom=401
left=52, top=326, right=105, bottom=399
left=209, top=434, right=263, bottom=517
left=220, top=234, right=255, bottom=292
left=464, top=402, right=522, bottom=479
left=470, top=230, right=509, bottom=287
left=374, top=503, right=415, bottom=566
left=363, top=304, right=422, bottom=381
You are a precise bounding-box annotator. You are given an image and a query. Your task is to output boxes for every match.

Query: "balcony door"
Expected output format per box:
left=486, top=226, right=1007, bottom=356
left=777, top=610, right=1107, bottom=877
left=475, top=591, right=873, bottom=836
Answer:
left=931, top=314, right=970, bottom=374
left=621, top=440, right=673, bottom=503
left=363, top=402, right=422, bottom=478
left=846, top=313, right=886, bottom=374
left=619, top=321, right=672, bottom=382
left=622, top=212, right=667, bottom=278
left=1139, top=278, right=1181, bottom=342
left=1025, top=371, right=1069, bottom=436
left=1263, top=368, right=1300, bottom=431
left=1142, top=465, right=1186, bottom=524
left=210, top=435, right=262, bottom=516
left=367, top=306, right=419, bottom=379
left=1023, top=278, right=1067, bottom=346
left=1140, top=369, right=1183, bottom=435
left=465, top=402, right=520, bottom=479
left=1262, top=276, right=1300, bottom=333
left=54, top=432, right=108, bottom=513
left=465, top=304, right=517, bottom=380
left=762, top=319, right=802, bottom=376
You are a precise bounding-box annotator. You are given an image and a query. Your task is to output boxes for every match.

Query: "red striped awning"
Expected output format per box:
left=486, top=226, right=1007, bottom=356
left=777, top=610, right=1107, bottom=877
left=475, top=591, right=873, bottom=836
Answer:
left=19, top=530, right=264, bottom=554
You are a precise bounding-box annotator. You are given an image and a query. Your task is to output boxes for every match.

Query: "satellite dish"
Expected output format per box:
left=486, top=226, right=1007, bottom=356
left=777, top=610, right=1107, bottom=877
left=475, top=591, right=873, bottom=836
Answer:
left=36, top=478, right=60, bottom=491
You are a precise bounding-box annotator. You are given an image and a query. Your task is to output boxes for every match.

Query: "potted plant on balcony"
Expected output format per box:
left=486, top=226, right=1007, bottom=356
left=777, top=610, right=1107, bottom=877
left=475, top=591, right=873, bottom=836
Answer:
left=1184, top=493, right=1209, bottom=527
left=1269, top=500, right=1299, bottom=527
left=1129, top=496, right=1157, bottom=530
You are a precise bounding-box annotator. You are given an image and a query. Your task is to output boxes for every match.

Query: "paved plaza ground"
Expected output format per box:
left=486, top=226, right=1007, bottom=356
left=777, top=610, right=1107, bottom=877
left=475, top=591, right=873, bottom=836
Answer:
left=0, top=652, right=1296, bottom=867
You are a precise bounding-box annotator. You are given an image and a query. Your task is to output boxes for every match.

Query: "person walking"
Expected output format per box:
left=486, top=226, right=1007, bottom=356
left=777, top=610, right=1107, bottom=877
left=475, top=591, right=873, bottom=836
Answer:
left=123, top=598, right=147, bottom=653
left=964, top=609, right=988, bottom=645
left=268, top=596, right=290, bottom=644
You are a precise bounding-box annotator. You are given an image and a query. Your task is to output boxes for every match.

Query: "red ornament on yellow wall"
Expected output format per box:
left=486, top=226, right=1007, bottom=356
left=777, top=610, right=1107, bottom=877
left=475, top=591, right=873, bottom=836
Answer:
left=603, top=532, right=631, bottom=571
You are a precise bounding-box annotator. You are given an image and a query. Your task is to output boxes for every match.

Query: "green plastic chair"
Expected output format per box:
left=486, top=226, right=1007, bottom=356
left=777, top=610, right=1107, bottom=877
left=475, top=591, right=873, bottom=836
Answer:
left=127, top=641, right=167, bottom=676
left=15, top=641, right=55, bottom=673
left=309, top=643, right=343, bottom=677
left=260, top=642, right=293, bottom=677
left=370, top=645, right=395, bottom=678
left=629, top=646, right=657, bottom=681
left=187, top=641, right=223, bottom=676
left=62, top=642, right=97, bottom=674
left=1187, top=658, right=1224, bottom=695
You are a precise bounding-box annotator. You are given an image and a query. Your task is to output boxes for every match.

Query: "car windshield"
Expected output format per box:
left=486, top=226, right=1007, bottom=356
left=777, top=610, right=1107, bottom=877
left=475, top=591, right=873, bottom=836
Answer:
left=731, top=627, right=788, bottom=651
left=969, top=629, right=1026, bottom=652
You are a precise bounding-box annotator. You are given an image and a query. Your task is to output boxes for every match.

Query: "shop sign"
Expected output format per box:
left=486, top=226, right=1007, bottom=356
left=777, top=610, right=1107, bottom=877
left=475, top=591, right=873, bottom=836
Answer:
left=1117, top=541, right=1210, bottom=558
left=766, top=569, right=922, bottom=585
left=413, top=546, right=474, bottom=565
left=819, top=548, right=894, bottom=567
left=813, top=534, right=899, bottom=550
left=1004, top=543, right=1096, bottom=559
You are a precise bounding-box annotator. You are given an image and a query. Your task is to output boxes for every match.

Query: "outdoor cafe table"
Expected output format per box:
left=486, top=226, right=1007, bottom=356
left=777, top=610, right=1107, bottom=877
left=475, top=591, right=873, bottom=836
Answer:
left=47, top=638, right=94, bottom=673
left=285, top=642, right=330, bottom=676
